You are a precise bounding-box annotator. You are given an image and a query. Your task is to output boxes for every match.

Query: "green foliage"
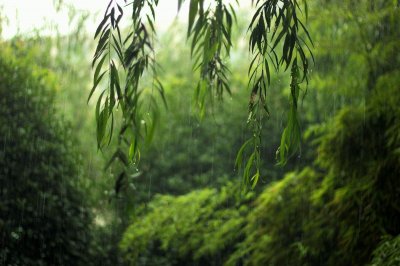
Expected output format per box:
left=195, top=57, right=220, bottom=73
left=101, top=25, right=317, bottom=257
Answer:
left=2, top=0, right=399, bottom=265
left=5, top=10, right=113, bottom=207
left=121, top=85, right=400, bottom=265
left=121, top=26, right=308, bottom=204
left=369, top=236, right=400, bottom=266
left=119, top=1, right=400, bottom=264
left=120, top=183, right=254, bottom=265
left=303, top=0, right=400, bottom=123
left=234, top=90, right=400, bottom=265
left=7, top=27, right=134, bottom=266
left=91, top=0, right=163, bottom=159
left=92, top=0, right=314, bottom=190
left=243, top=0, right=313, bottom=177
left=227, top=168, right=321, bottom=266
left=187, top=0, right=236, bottom=116
left=90, top=0, right=165, bottom=196
left=0, top=44, right=93, bottom=265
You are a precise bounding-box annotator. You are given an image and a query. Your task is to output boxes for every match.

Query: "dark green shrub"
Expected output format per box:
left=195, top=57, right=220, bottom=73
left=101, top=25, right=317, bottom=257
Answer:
left=0, top=44, right=92, bottom=266
left=227, top=168, right=321, bottom=266
left=120, top=183, right=254, bottom=266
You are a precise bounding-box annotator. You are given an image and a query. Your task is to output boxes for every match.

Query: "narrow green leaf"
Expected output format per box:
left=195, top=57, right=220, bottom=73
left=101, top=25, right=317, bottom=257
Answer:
left=251, top=170, right=260, bottom=189
left=93, top=53, right=107, bottom=82
left=188, top=0, right=199, bottom=35
left=95, top=15, right=110, bottom=39
left=88, top=71, right=107, bottom=103
left=235, top=138, right=253, bottom=170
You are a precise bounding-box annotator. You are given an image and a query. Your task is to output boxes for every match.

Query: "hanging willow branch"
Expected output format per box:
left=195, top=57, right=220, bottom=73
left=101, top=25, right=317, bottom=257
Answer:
left=90, top=0, right=164, bottom=193
left=185, top=0, right=237, bottom=118
left=236, top=0, right=314, bottom=188
left=91, top=0, right=313, bottom=192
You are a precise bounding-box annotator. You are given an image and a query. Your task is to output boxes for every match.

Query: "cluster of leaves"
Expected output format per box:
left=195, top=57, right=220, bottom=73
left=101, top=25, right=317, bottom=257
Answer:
left=0, top=44, right=93, bottom=266
left=236, top=0, right=313, bottom=189
left=92, top=0, right=314, bottom=190
left=228, top=168, right=321, bottom=266
left=120, top=183, right=254, bottom=265
left=186, top=0, right=237, bottom=117
left=122, top=25, right=311, bottom=204
left=120, top=85, right=400, bottom=265
left=369, top=236, right=400, bottom=266
left=90, top=0, right=165, bottom=192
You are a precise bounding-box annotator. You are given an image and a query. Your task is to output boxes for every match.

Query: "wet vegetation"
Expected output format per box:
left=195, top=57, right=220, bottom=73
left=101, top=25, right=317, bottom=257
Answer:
left=0, top=0, right=399, bottom=265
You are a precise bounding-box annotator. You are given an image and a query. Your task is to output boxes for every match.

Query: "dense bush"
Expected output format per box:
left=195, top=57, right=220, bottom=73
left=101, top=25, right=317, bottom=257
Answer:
left=0, top=44, right=93, bottom=266
left=120, top=183, right=254, bottom=265
left=227, top=168, right=321, bottom=266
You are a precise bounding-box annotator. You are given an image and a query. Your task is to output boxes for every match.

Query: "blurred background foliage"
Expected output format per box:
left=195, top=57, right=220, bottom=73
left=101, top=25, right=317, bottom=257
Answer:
left=0, top=0, right=399, bottom=265
left=0, top=42, right=93, bottom=265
